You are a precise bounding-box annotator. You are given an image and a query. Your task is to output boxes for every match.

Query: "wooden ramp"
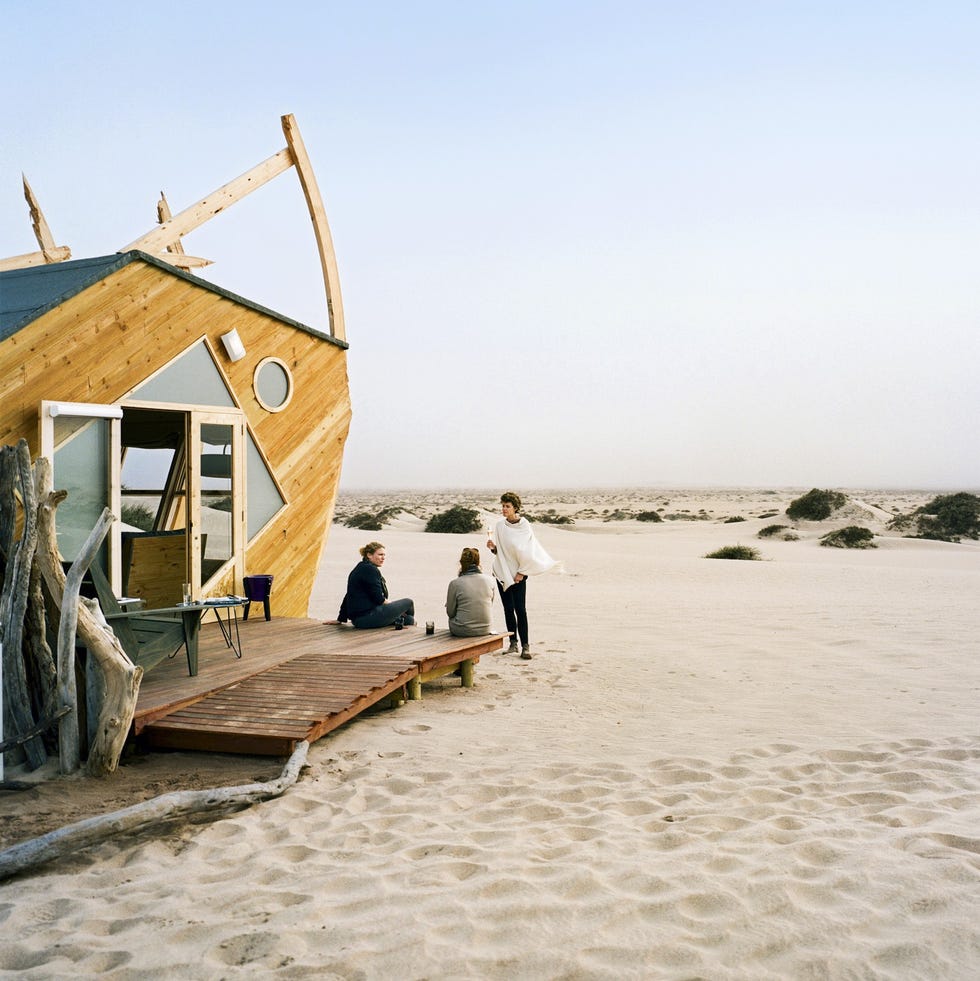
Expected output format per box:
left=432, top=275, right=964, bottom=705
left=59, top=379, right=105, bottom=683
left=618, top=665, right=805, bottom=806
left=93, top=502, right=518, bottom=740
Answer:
left=133, top=617, right=503, bottom=756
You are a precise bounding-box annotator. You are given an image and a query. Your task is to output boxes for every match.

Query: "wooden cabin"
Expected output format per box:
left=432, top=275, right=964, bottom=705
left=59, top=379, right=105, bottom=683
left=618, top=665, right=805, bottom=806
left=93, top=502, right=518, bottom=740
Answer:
left=0, top=250, right=351, bottom=616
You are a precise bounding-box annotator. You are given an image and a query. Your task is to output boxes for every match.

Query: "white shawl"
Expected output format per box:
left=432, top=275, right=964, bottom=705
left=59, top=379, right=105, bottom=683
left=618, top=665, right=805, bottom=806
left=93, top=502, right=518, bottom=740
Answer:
left=491, top=516, right=559, bottom=590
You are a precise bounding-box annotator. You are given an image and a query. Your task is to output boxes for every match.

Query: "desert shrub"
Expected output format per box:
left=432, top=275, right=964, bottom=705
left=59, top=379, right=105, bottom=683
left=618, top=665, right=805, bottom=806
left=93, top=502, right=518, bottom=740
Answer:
left=603, top=508, right=670, bottom=523
left=344, top=506, right=403, bottom=531
left=758, top=524, right=789, bottom=538
left=344, top=511, right=383, bottom=531
left=528, top=510, right=574, bottom=525
left=782, top=532, right=800, bottom=541
left=757, top=511, right=780, bottom=519
left=820, top=525, right=876, bottom=549
left=705, top=545, right=761, bottom=560
left=786, top=488, right=847, bottom=521
left=425, top=505, right=482, bottom=534
left=893, top=492, right=980, bottom=542
left=121, top=502, right=154, bottom=531
left=724, top=516, right=746, bottom=523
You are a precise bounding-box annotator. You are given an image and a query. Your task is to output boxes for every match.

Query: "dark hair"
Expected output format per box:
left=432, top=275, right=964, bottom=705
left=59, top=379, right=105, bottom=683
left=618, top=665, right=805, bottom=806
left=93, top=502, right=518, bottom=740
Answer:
left=500, top=491, right=522, bottom=512
left=459, top=547, right=481, bottom=573
left=359, top=541, right=385, bottom=558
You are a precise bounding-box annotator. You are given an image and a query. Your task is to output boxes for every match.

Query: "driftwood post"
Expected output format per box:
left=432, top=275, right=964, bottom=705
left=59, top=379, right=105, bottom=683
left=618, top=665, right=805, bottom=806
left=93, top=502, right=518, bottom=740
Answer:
left=56, top=508, right=114, bottom=774
left=25, top=560, right=58, bottom=723
left=34, top=459, right=142, bottom=776
left=0, top=441, right=47, bottom=770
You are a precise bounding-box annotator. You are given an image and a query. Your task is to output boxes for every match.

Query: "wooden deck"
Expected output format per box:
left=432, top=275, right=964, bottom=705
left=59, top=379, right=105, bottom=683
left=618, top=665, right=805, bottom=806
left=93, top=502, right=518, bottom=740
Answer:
left=133, top=617, right=504, bottom=756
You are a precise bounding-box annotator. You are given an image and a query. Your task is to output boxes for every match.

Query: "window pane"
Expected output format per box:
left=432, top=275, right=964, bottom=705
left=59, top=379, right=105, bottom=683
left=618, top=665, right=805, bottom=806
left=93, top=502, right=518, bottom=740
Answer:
left=246, top=432, right=286, bottom=540
left=121, top=447, right=179, bottom=531
left=133, top=342, right=235, bottom=407
left=256, top=359, right=290, bottom=408
left=201, top=422, right=233, bottom=582
left=53, top=418, right=108, bottom=562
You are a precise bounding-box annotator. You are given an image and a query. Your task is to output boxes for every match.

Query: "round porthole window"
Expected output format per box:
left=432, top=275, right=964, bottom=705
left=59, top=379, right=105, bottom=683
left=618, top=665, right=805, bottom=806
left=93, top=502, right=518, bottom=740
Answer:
left=253, top=357, right=293, bottom=412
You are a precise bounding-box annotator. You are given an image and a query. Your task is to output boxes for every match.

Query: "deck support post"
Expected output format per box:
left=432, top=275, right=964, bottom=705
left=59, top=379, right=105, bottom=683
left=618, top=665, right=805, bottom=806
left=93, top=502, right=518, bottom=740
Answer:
left=383, top=686, right=406, bottom=709
left=459, top=659, right=475, bottom=688
left=407, top=676, right=422, bottom=701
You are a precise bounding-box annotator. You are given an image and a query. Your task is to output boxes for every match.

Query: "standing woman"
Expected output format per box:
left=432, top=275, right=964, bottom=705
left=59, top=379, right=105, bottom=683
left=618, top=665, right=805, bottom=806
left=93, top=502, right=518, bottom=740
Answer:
left=486, top=492, right=558, bottom=659
left=325, top=542, right=416, bottom=629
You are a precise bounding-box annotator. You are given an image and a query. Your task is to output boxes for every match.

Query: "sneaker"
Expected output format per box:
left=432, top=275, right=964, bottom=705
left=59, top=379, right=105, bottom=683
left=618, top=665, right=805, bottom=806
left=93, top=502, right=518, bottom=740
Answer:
left=393, top=616, right=404, bottom=630
left=520, top=645, right=532, bottom=660
left=506, top=641, right=519, bottom=654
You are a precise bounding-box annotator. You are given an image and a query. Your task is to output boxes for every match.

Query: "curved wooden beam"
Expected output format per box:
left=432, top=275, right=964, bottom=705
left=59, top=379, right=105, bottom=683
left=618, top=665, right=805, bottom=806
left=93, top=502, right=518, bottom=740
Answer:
left=281, top=114, right=347, bottom=343
left=115, top=115, right=345, bottom=340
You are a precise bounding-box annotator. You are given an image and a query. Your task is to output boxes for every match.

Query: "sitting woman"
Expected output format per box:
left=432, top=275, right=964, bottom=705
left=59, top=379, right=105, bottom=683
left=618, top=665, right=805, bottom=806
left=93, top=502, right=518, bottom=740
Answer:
left=325, top=541, right=416, bottom=629
left=446, top=547, right=495, bottom=637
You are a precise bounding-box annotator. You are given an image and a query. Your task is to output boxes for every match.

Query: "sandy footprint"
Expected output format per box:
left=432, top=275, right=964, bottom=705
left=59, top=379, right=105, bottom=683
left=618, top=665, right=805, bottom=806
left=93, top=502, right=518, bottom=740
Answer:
left=209, top=929, right=281, bottom=967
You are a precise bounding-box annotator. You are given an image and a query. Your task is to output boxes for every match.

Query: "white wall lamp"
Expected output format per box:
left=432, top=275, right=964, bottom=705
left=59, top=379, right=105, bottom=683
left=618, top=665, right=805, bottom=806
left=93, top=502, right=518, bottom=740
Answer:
left=47, top=402, right=123, bottom=419
left=220, top=328, right=247, bottom=362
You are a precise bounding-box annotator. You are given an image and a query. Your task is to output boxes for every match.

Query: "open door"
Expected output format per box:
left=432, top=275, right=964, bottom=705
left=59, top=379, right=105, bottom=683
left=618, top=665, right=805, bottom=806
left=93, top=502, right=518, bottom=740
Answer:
left=41, top=400, right=246, bottom=603
left=39, top=400, right=123, bottom=588
left=187, top=411, right=246, bottom=599
left=119, top=404, right=246, bottom=604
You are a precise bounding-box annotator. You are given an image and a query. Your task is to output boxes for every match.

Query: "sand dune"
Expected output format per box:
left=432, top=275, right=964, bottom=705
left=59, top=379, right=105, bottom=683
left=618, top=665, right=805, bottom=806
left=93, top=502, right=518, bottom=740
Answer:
left=1, top=488, right=979, bottom=978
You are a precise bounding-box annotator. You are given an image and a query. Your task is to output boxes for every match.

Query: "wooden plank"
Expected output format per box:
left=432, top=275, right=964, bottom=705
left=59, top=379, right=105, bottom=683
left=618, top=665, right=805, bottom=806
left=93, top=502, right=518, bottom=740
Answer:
left=141, top=664, right=417, bottom=755
left=119, top=148, right=294, bottom=255
left=23, top=175, right=57, bottom=251
left=0, top=246, right=71, bottom=271
left=143, top=727, right=298, bottom=756
left=0, top=175, right=74, bottom=270
left=413, top=638, right=501, bottom=673
left=125, top=533, right=187, bottom=608
left=156, top=191, right=186, bottom=255
left=153, top=253, right=213, bottom=269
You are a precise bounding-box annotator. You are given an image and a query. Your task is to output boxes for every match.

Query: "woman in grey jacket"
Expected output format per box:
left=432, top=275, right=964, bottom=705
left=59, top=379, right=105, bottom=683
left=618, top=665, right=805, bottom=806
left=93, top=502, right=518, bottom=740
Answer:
left=446, top=547, right=495, bottom=637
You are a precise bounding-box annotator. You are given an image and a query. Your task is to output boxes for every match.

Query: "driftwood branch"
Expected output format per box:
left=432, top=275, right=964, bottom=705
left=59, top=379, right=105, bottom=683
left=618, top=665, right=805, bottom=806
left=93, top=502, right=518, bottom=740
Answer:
left=0, top=740, right=310, bottom=881
left=0, top=706, right=71, bottom=753
left=57, top=507, right=114, bottom=773
left=34, top=458, right=142, bottom=776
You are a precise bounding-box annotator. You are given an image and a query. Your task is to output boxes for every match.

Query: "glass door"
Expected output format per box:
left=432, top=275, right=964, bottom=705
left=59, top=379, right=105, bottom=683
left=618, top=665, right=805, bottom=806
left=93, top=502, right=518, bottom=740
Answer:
left=39, top=401, right=123, bottom=590
left=187, top=410, right=245, bottom=598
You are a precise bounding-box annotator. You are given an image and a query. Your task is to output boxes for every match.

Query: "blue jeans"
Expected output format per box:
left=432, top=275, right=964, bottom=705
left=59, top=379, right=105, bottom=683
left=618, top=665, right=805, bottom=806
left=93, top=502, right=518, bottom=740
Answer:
left=497, top=578, right=528, bottom=647
left=352, top=599, right=415, bottom=629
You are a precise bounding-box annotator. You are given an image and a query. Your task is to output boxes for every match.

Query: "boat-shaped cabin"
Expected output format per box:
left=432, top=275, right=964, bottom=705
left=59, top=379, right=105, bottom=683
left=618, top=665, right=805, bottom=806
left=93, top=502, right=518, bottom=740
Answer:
left=0, top=250, right=351, bottom=616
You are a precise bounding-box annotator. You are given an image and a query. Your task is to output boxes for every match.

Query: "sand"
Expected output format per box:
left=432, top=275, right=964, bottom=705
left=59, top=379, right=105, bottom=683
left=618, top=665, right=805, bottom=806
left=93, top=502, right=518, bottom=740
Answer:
left=1, top=488, right=979, bottom=979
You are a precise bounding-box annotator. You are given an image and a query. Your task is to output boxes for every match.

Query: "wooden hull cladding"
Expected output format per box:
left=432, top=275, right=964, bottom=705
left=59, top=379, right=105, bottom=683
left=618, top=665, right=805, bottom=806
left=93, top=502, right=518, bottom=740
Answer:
left=0, top=258, right=351, bottom=618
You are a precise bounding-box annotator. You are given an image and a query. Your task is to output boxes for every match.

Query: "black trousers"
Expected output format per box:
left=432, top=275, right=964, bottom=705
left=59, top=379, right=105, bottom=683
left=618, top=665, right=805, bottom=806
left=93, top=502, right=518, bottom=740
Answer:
left=353, top=599, right=415, bottom=628
left=497, top=578, right=528, bottom=647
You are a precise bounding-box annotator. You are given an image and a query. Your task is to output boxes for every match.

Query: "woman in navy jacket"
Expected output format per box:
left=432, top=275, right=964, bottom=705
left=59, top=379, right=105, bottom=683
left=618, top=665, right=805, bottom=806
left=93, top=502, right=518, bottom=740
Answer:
left=325, top=541, right=416, bottom=629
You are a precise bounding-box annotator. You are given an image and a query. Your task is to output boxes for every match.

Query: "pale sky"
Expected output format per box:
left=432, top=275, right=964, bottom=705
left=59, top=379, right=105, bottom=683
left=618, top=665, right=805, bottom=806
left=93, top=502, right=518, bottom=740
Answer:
left=3, top=2, right=978, bottom=490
